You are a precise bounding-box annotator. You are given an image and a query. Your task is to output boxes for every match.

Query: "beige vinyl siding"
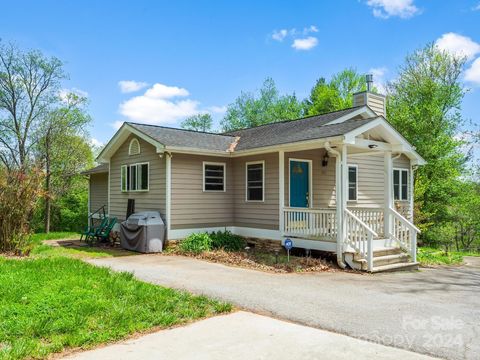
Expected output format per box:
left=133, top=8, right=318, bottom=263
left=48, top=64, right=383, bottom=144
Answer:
left=109, top=135, right=166, bottom=222
left=233, top=153, right=279, bottom=230
left=89, top=173, right=108, bottom=214
left=284, top=149, right=336, bottom=208
left=348, top=153, right=385, bottom=207
left=366, top=93, right=386, bottom=117
left=170, top=154, right=234, bottom=229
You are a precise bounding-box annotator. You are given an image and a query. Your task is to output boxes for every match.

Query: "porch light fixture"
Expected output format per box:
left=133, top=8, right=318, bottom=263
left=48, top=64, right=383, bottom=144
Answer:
left=322, top=153, right=329, bottom=167
left=368, top=144, right=378, bottom=149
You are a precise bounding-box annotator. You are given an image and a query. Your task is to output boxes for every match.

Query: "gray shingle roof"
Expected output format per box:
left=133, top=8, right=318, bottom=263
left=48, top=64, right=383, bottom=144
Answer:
left=81, top=163, right=108, bottom=175
left=124, top=106, right=373, bottom=153
left=224, top=107, right=370, bottom=150
left=128, top=123, right=237, bottom=152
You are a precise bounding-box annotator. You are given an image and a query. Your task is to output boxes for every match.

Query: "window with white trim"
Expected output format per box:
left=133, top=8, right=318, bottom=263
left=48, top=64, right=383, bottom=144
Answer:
left=121, top=163, right=149, bottom=192
left=393, top=169, right=408, bottom=201
left=348, top=165, right=358, bottom=201
left=203, top=162, right=225, bottom=191
left=128, top=138, right=141, bottom=155
left=246, top=161, right=264, bottom=201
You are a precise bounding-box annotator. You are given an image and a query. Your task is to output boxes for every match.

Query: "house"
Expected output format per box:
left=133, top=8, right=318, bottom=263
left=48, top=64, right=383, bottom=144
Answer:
left=84, top=82, right=425, bottom=272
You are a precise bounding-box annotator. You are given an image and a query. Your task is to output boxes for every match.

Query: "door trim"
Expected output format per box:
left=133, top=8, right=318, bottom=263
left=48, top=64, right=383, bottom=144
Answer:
left=288, top=158, right=313, bottom=208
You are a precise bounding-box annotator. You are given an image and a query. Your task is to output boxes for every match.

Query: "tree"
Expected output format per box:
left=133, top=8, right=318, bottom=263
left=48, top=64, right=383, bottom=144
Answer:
left=221, top=77, right=303, bottom=131
left=181, top=113, right=213, bottom=132
left=386, top=44, right=470, bottom=245
left=304, top=68, right=368, bottom=116
left=0, top=41, right=65, bottom=169
left=37, top=92, right=92, bottom=232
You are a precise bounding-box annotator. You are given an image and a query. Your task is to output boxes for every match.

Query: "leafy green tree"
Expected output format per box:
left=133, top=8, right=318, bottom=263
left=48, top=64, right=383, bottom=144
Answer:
left=304, top=68, right=368, bottom=115
left=181, top=113, right=213, bottom=132
left=37, top=93, right=92, bottom=232
left=221, top=77, right=303, bottom=131
left=0, top=41, right=65, bottom=169
left=386, top=44, right=470, bottom=245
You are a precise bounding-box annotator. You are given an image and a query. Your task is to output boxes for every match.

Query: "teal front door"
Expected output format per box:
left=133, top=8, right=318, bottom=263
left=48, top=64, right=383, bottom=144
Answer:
left=290, top=160, right=309, bottom=208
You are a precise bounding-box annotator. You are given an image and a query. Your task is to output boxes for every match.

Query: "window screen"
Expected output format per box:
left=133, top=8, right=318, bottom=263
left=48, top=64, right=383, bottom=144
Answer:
left=204, top=163, right=225, bottom=191
left=247, top=162, right=264, bottom=201
left=348, top=165, right=357, bottom=201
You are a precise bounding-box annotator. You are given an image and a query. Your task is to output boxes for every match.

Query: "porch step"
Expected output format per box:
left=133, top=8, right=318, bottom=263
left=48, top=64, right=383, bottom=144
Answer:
left=373, top=247, right=402, bottom=257
left=371, top=262, right=419, bottom=273
left=373, top=253, right=410, bottom=267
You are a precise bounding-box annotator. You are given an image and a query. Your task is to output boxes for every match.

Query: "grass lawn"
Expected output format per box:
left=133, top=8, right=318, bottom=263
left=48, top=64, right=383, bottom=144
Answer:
left=29, top=232, right=80, bottom=244
left=418, top=247, right=465, bottom=266
left=0, top=235, right=232, bottom=359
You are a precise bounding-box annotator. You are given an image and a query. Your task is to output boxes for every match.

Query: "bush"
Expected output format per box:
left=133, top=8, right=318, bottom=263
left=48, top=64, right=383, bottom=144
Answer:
left=180, top=232, right=213, bottom=253
left=210, top=230, right=246, bottom=251
left=179, top=231, right=247, bottom=253
left=0, top=167, right=44, bottom=253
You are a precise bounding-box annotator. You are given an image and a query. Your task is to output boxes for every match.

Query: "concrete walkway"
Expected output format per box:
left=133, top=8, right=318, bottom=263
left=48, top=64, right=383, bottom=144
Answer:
left=89, top=254, right=480, bottom=360
left=65, top=311, right=436, bottom=360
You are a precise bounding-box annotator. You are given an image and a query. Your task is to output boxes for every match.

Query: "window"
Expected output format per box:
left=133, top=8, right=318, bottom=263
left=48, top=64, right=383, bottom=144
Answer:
left=348, top=165, right=357, bottom=201
left=128, top=138, right=141, bottom=155
left=393, top=169, right=409, bottom=201
left=121, top=163, right=149, bottom=192
left=246, top=161, right=264, bottom=201
left=203, top=162, right=225, bottom=191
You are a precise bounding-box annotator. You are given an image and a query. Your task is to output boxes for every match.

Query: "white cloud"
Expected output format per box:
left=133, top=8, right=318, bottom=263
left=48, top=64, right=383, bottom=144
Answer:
left=304, top=25, right=318, bottom=34
left=435, top=33, right=480, bottom=61
left=291, top=37, right=318, bottom=51
left=118, top=80, right=149, bottom=93
left=272, top=29, right=288, bottom=42
left=90, top=138, right=104, bottom=147
left=207, top=105, right=227, bottom=114
left=465, top=57, right=480, bottom=85
left=473, top=3, right=480, bottom=11
left=117, top=83, right=223, bottom=127
left=144, top=83, right=189, bottom=98
left=369, top=67, right=388, bottom=94
left=366, top=0, right=420, bottom=19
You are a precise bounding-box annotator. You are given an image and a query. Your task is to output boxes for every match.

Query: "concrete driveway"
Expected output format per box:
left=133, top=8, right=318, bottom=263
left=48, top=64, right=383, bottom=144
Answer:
left=65, top=312, right=436, bottom=360
left=89, top=255, right=480, bottom=360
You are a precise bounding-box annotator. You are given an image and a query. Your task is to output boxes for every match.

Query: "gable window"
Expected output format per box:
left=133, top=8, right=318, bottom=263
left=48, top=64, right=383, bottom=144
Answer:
left=121, top=163, right=149, bottom=192
left=203, top=162, right=225, bottom=191
left=348, top=165, right=358, bottom=201
left=393, top=169, right=408, bottom=201
left=246, top=161, right=264, bottom=201
left=128, top=138, right=141, bottom=155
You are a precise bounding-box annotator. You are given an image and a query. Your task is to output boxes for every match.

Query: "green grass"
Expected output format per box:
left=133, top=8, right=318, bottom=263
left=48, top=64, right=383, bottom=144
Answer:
left=418, top=247, right=464, bottom=266
left=0, top=256, right=231, bottom=359
left=29, top=232, right=80, bottom=244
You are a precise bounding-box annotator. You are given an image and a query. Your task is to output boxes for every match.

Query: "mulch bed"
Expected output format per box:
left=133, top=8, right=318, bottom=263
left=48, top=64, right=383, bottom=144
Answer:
left=168, top=248, right=339, bottom=273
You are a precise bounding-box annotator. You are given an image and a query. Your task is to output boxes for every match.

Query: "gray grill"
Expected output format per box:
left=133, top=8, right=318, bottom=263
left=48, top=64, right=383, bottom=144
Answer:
left=120, top=211, right=165, bottom=253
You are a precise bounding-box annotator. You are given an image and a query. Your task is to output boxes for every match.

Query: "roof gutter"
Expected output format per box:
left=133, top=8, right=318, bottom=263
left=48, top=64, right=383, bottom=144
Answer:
left=324, top=141, right=347, bottom=269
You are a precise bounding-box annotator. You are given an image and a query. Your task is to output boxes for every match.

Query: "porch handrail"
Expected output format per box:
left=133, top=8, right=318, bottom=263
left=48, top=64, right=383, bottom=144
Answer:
left=283, top=207, right=337, bottom=239
left=344, top=209, right=378, bottom=271
left=388, top=207, right=420, bottom=262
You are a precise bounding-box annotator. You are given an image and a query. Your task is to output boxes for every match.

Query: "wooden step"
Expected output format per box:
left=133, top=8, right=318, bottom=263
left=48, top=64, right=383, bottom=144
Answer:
left=373, top=247, right=402, bottom=257
left=370, top=262, right=419, bottom=273
left=373, top=253, right=410, bottom=267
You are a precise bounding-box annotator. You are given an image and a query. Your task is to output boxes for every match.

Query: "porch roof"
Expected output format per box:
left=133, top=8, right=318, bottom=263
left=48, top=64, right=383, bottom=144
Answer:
left=81, top=163, right=108, bottom=175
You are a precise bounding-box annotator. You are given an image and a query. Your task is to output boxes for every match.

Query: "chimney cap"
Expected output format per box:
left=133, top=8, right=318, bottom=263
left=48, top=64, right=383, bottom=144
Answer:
left=366, top=74, right=373, bottom=91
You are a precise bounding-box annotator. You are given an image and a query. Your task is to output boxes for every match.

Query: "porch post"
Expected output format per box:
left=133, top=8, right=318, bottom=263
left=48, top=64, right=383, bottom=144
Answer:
left=279, top=150, right=285, bottom=235
left=384, top=151, right=393, bottom=237
left=335, top=148, right=343, bottom=247
left=166, top=153, right=172, bottom=234
left=409, top=160, right=415, bottom=222
left=341, top=145, right=348, bottom=243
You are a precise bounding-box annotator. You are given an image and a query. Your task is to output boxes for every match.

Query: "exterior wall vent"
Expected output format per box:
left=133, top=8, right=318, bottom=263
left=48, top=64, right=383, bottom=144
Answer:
left=128, top=138, right=141, bottom=155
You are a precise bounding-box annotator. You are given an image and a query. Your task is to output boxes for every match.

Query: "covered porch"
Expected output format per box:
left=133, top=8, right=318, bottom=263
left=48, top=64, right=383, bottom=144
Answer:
left=275, top=121, right=422, bottom=271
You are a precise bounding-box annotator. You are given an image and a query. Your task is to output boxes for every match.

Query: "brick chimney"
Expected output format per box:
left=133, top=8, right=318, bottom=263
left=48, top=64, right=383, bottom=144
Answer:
left=353, top=74, right=386, bottom=117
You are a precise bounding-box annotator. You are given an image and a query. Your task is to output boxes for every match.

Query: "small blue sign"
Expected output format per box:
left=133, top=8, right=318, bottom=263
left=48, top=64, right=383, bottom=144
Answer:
left=284, top=238, right=293, bottom=250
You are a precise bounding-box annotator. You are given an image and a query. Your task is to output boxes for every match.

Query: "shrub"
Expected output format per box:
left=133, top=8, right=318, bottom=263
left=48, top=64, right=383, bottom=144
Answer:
left=180, top=232, right=212, bottom=253
left=210, top=230, right=246, bottom=251
left=0, top=167, right=44, bottom=253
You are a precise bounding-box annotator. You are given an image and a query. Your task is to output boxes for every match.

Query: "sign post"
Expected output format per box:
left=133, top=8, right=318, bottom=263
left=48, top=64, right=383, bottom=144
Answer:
left=284, top=238, right=293, bottom=262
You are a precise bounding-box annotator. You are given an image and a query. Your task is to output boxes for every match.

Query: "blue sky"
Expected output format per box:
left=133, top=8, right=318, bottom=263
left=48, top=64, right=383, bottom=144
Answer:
left=1, top=0, right=479, bottom=148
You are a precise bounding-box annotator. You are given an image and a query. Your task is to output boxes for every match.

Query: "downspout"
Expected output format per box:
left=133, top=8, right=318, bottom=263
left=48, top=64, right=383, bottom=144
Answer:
left=325, top=142, right=347, bottom=269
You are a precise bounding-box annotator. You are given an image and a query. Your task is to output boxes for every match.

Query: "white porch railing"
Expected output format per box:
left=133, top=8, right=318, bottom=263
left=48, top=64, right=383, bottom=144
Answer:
left=389, top=207, right=420, bottom=262
left=345, top=209, right=378, bottom=271
left=283, top=207, right=337, bottom=239
left=349, top=207, right=384, bottom=236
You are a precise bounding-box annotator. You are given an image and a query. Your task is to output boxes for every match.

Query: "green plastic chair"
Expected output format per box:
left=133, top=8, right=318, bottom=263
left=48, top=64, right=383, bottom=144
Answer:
left=80, top=217, right=108, bottom=242
left=95, top=217, right=117, bottom=243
